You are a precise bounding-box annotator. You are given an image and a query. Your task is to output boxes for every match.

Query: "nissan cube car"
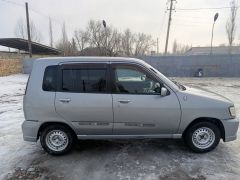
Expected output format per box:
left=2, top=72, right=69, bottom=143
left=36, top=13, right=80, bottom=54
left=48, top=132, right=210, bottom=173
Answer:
left=22, top=57, right=239, bottom=155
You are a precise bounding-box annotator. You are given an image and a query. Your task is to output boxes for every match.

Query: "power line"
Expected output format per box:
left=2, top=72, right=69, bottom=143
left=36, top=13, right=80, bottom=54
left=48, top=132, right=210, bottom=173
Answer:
left=0, top=0, right=23, bottom=7
left=29, top=8, right=63, bottom=24
left=173, top=18, right=212, bottom=24
left=159, top=11, right=167, bottom=41
left=0, top=0, right=63, bottom=25
left=177, top=6, right=239, bottom=11
left=174, top=15, right=211, bottom=20
left=172, top=23, right=212, bottom=27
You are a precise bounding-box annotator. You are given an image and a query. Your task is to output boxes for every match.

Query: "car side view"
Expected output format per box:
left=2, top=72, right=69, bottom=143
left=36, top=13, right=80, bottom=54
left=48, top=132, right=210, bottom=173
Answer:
left=22, top=57, right=239, bottom=155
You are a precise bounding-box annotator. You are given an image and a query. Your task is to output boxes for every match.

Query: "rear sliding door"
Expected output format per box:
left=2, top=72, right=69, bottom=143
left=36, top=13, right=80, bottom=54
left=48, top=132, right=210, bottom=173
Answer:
left=55, top=62, right=113, bottom=135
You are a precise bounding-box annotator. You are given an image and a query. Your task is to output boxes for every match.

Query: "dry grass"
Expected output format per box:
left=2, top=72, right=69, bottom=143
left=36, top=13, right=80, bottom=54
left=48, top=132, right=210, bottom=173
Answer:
left=0, top=59, right=22, bottom=76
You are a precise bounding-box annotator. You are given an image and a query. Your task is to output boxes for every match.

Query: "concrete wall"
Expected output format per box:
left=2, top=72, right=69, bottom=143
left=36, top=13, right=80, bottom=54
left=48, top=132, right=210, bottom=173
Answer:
left=22, top=54, right=240, bottom=77
left=139, top=54, right=240, bottom=77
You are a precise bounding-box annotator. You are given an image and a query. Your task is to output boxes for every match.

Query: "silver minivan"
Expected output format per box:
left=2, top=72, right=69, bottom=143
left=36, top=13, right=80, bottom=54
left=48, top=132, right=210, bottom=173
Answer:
left=22, top=57, right=239, bottom=155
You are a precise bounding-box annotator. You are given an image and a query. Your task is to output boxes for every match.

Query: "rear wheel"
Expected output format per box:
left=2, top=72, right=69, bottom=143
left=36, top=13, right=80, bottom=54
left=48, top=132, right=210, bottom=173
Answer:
left=184, top=122, right=220, bottom=153
left=40, top=125, right=74, bottom=155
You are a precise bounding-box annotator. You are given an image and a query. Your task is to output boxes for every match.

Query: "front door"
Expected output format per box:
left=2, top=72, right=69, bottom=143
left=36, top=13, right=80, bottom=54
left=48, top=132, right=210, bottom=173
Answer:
left=55, top=63, right=113, bottom=135
left=111, top=63, right=181, bottom=135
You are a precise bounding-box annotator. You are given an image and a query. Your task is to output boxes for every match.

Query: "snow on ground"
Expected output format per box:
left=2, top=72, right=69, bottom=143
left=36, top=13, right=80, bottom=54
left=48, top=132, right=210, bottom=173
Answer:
left=0, top=74, right=40, bottom=180
left=0, top=74, right=240, bottom=180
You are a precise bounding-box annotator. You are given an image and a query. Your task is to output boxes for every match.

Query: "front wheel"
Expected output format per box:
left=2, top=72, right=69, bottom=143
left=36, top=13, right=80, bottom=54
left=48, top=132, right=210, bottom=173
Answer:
left=40, top=125, right=74, bottom=155
left=184, top=122, right=221, bottom=153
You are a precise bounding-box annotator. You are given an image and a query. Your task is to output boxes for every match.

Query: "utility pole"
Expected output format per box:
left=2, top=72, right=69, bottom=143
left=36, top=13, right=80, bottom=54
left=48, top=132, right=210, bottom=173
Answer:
left=164, top=0, right=176, bottom=55
left=25, top=2, right=32, bottom=58
left=157, top=38, right=159, bottom=54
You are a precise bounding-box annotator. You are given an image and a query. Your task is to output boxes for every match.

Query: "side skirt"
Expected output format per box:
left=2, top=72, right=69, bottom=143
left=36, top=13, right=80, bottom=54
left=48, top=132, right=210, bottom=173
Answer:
left=77, top=134, right=182, bottom=140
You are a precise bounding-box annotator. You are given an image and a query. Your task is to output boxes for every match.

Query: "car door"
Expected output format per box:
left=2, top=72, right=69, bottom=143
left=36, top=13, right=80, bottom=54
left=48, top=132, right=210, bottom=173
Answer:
left=111, top=63, right=181, bottom=135
left=55, top=62, right=113, bottom=135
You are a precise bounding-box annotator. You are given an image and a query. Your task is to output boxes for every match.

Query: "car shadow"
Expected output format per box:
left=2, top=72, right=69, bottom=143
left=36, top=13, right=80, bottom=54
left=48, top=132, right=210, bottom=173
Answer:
left=74, top=138, right=189, bottom=153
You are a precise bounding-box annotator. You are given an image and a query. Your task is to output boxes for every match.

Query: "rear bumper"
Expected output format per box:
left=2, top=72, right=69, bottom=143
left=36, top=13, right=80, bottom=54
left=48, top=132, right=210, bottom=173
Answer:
left=22, top=120, right=40, bottom=142
left=221, top=118, right=239, bottom=142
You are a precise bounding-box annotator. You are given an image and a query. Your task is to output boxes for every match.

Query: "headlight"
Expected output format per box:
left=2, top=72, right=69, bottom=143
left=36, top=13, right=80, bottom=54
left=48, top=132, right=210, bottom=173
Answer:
left=229, top=106, right=236, bottom=117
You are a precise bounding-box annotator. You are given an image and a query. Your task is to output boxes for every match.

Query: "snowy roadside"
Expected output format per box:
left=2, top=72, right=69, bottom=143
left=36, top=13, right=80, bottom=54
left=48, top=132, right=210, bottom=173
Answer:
left=0, top=74, right=240, bottom=180
left=0, top=74, right=40, bottom=180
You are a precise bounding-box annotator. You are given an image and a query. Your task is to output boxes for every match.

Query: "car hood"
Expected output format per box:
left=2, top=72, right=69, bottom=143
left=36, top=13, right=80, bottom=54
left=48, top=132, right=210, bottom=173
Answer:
left=183, top=86, right=233, bottom=105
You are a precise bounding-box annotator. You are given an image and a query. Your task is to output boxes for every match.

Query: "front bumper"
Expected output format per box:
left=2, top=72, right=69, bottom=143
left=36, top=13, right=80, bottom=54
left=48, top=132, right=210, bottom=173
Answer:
left=221, top=118, right=239, bottom=142
left=22, top=120, right=40, bottom=142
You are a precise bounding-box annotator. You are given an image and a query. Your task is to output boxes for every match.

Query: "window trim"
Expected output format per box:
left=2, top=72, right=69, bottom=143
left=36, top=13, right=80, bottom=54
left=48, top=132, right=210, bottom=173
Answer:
left=110, top=62, right=169, bottom=95
left=56, top=63, right=111, bottom=94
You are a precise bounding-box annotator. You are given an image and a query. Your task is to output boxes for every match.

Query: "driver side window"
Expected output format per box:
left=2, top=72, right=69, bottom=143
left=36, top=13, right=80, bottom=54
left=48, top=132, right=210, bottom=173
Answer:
left=113, top=65, right=161, bottom=94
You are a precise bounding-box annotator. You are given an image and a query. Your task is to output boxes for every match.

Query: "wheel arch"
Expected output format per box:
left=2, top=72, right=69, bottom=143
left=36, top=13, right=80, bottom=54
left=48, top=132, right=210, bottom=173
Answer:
left=37, top=121, right=77, bottom=140
left=182, top=117, right=225, bottom=140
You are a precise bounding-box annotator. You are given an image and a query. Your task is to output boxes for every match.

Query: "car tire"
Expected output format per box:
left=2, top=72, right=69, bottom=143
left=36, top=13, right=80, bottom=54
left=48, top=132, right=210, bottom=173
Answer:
left=184, top=121, right=220, bottom=153
left=40, top=124, right=74, bottom=155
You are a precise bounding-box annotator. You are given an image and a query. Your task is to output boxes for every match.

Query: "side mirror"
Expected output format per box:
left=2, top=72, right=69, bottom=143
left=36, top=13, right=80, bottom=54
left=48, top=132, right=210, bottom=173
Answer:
left=161, top=87, right=168, bottom=96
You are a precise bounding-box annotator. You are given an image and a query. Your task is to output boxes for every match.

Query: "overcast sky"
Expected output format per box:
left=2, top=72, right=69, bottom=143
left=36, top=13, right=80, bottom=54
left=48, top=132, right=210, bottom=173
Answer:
left=0, top=0, right=238, bottom=53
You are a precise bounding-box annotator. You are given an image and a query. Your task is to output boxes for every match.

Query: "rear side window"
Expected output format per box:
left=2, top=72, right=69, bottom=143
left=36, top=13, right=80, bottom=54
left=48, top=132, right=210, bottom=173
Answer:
left=62, top=69, right=107, bottom=93
left=42, top=65, right=57, bottom=91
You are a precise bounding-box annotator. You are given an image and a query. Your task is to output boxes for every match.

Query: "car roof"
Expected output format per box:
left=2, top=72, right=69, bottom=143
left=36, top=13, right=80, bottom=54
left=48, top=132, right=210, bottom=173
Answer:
left=36, top=56, right=145, bottom=64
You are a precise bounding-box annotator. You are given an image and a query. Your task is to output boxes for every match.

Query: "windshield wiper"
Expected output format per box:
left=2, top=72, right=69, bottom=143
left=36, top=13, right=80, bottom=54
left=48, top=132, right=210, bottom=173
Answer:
left=172, top=80, right=186, bottom=91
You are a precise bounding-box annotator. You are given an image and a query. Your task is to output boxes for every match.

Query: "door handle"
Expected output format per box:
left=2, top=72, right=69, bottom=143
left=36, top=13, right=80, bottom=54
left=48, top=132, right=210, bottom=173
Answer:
left=59, top=98, right=71, bottom=103
left=118, top=100, right=131, bottom=104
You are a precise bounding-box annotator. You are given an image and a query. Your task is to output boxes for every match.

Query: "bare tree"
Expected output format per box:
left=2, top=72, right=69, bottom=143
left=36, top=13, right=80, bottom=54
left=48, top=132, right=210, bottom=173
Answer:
left=15, top=19, right=25, bottom=40
left=62, top=23, right=68, bottom=45
left=172, top=39, right=178, bottom=54
left=74, top=29, right=90, bottom=51
left=121, top=29, right=135, bottom=56
left=134, top=33, right=154, bottom=56
left=121, top=29, right=154, bottom=56
left=226, top=0, right=238, bottom=50
left=49, top=17, right=53, bottom=47
left=56, top=23, right=73, bottom=56
left=85, top=20, right=122, bottom=56
left=15, top=18, right=42, bottom=42
left=87, top=20, right=105, bottom=48
left=104, top=28, right=122, bottom=56
left=70, top=38, right=78, bottom=55
left=72, top=19, right=155, bottom=56
left=172, top=39, right=191, bottom=54
left=61, top=23, right=70, bottom=55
